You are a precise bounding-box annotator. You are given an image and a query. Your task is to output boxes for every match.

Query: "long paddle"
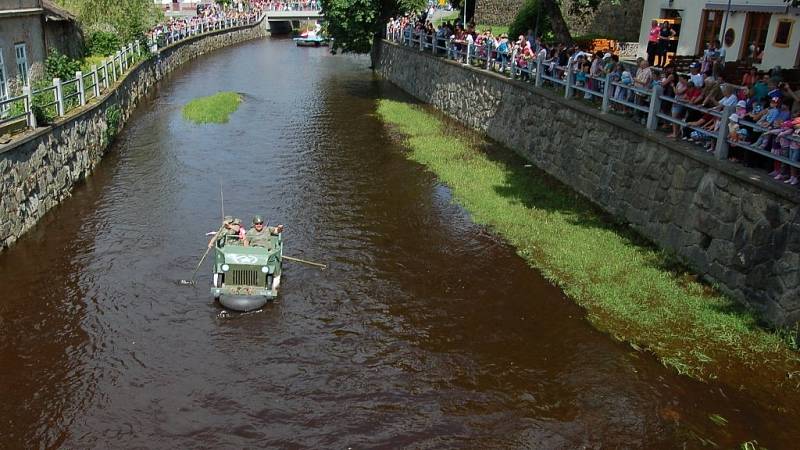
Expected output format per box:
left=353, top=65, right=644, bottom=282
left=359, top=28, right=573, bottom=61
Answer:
left=283, top=255, right=327, bottom=270
left=180, top=225, right=225, bottom=285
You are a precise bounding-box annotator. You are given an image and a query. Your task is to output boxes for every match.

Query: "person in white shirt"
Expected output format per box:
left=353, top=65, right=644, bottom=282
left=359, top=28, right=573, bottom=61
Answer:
left=689, top=62, right=704, bottom=89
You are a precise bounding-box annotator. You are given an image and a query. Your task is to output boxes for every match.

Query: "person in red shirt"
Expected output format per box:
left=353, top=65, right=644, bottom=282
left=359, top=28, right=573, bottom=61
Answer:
left=678, top=81, right=704, bottom=139
left=741, top=67, right=758, bottom=88
left=647, top=20, right=659, bottom=66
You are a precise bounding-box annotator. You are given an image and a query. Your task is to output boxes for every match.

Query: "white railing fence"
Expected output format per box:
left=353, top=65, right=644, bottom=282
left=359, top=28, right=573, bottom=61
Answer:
left=0, top=13, right=263, bottom=135
left=385, top=27, right=800, bottom=172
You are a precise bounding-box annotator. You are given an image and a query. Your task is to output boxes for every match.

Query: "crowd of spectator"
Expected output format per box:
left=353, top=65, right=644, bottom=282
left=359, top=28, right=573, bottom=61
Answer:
left=148, top=1, right=270, bottom=46
left=148, top=1, right=319, bottom=44
left=262, top=0, right=321, bottom=11
left=387, top=13, right=800, bottom=188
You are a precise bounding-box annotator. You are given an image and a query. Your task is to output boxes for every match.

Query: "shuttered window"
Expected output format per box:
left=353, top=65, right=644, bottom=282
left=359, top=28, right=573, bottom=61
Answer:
left=0, top=49, right=7, bottom=101
left=15, top=43, right=28, bottom=87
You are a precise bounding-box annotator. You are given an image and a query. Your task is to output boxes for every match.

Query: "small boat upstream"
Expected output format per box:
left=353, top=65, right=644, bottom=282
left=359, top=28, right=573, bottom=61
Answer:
left=293, top=26, right=328, bottom=47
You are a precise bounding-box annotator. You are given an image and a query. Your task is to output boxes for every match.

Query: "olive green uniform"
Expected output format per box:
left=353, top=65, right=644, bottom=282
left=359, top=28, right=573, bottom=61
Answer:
left=246, top=226, right=278, bottom=248
left=222, top=226, right=244, bottom=245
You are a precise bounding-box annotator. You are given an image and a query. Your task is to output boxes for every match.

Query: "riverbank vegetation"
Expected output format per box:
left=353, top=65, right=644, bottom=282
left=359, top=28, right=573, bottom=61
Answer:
left=54, top=0, right=163, bottom=43
left=376, top=99, right=800, bottom=405
left=182, top=92, right=243, bottom=124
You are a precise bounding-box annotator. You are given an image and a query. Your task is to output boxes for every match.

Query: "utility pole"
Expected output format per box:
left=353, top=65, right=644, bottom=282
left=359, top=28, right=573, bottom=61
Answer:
left=720, top=0, right=732, bottom=42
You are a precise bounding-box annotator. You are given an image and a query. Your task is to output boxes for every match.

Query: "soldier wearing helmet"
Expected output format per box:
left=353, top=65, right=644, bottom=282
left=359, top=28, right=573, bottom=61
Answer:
left=246, top=215, right=284, bottom=248
left=208, top=215, right=234, bottom=248
left=207, top=216, right=247, bottom=248
left=227, top=218, right=247, bottom=246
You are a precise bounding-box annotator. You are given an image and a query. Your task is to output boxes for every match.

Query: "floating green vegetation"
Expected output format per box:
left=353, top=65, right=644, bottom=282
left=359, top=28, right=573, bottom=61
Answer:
left=182, top=91, right=242, bottom=124
left=376, top=99, right=800, bottom=405
left=708, top=413, right=728, bottom=427
left=741, top=440, right=768, bottom=450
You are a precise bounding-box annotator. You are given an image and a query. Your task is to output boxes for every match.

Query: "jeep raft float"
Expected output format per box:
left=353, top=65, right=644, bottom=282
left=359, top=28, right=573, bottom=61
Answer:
left=210, top=232, right=282, bottom=311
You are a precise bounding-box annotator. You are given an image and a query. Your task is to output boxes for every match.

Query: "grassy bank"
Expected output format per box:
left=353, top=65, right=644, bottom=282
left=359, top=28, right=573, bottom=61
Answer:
left=376, top=99, right=800, bottom=402
left=432, top=10, right=459, bottom=28
left=478, top=24, right=510, bottom=36
left=182, top=92, right=242, bottom=124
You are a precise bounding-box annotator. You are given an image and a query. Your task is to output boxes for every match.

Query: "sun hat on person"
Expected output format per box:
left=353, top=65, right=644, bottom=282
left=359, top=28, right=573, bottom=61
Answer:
left=729, top=113, right=739, bottom=123
left=736, top=100, right=747, bottom=108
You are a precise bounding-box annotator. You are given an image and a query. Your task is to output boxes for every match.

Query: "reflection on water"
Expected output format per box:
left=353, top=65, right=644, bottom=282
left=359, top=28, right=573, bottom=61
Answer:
left=0, top=37, right=798, bottom=449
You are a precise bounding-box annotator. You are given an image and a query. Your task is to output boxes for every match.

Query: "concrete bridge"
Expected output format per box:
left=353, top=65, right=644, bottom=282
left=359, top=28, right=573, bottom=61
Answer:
left=264, top=8, right=323, bottom=33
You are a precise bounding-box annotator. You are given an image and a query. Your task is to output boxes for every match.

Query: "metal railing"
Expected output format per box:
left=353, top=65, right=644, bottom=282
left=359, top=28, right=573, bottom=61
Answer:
left=386, top=27, right=800, bottom=174
left=0, top=14, right=263, bottom=136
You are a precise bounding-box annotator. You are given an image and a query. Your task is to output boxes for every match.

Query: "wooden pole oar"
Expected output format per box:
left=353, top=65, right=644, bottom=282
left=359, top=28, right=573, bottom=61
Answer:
left=283, top=255, right=327, bottom=270
left=180, top=225, right=225, bottom=285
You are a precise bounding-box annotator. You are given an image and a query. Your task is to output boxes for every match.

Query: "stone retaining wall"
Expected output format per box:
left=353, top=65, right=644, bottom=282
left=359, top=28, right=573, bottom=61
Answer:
left=473, top=0, right=524, bottom=29
left=378, top=41, right=800, bottom=326
left=474, top=0, right=643, bottom=42
left=0, top=20, right=267, bottom=251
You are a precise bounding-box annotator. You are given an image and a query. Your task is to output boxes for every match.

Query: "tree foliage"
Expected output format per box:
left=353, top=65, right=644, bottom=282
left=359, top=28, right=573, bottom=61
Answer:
left=44, top=50, right=82, bottom=80
left=539, top=0, right=573, bottom=45
left=321, top=0, right=425, bottom=55
left=54, top=0, right=163, bottom=43
left=509, top=0, right=552, bottom=40
left=86, top=31, right=122, bottom=57
left=528, top=0, right=622, bottom=45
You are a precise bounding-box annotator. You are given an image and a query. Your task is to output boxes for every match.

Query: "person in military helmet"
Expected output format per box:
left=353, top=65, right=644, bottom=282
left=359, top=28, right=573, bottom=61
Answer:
left=246, top=215, right=284, bottom=248
left=227, top=218, right=248, bottom=246
left=208, top=215, right=234, bottom=248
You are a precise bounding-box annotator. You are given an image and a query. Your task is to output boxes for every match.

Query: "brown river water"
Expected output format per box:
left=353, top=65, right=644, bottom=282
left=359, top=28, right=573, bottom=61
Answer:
left=0, top=37, right=798, bottom=449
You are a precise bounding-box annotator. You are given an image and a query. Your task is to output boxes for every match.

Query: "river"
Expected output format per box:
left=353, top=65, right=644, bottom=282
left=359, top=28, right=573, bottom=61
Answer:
left=0, top=37, right=797, bottom=449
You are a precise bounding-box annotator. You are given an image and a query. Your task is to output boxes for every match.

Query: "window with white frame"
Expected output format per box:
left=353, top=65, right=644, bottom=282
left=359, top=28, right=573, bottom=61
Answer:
left=15, top=43, right=28, bottom=87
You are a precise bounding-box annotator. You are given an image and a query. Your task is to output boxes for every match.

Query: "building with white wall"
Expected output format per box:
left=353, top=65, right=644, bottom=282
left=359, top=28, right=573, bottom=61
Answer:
left=637, top=0, right=800, bottom=69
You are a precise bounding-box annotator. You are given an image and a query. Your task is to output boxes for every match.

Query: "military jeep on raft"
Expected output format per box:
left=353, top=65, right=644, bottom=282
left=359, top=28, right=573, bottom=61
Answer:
left=210, top=231, right=283, bottom=311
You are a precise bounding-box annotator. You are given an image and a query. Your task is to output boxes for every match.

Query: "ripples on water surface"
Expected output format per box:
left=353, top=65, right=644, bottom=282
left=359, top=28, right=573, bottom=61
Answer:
left=0, top=38, right=798, bottom=449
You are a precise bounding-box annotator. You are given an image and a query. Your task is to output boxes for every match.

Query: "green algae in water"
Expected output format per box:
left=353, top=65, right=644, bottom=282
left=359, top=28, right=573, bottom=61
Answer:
left=376, top=98, right=800, bottom=404
left=182, top=92, right=242, bottom=124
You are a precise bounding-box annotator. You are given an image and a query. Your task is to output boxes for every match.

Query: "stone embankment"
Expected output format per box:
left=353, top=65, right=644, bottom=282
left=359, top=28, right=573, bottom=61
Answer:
left=0, top=20, right=268, bottom=251
left=377, top=40, right=800, bottom=326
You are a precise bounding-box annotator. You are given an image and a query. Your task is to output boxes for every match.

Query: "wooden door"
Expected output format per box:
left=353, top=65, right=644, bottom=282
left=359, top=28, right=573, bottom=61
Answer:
left=697, top=9, right=723, bottom=55
left=741, top=12, right=771, bottom=62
